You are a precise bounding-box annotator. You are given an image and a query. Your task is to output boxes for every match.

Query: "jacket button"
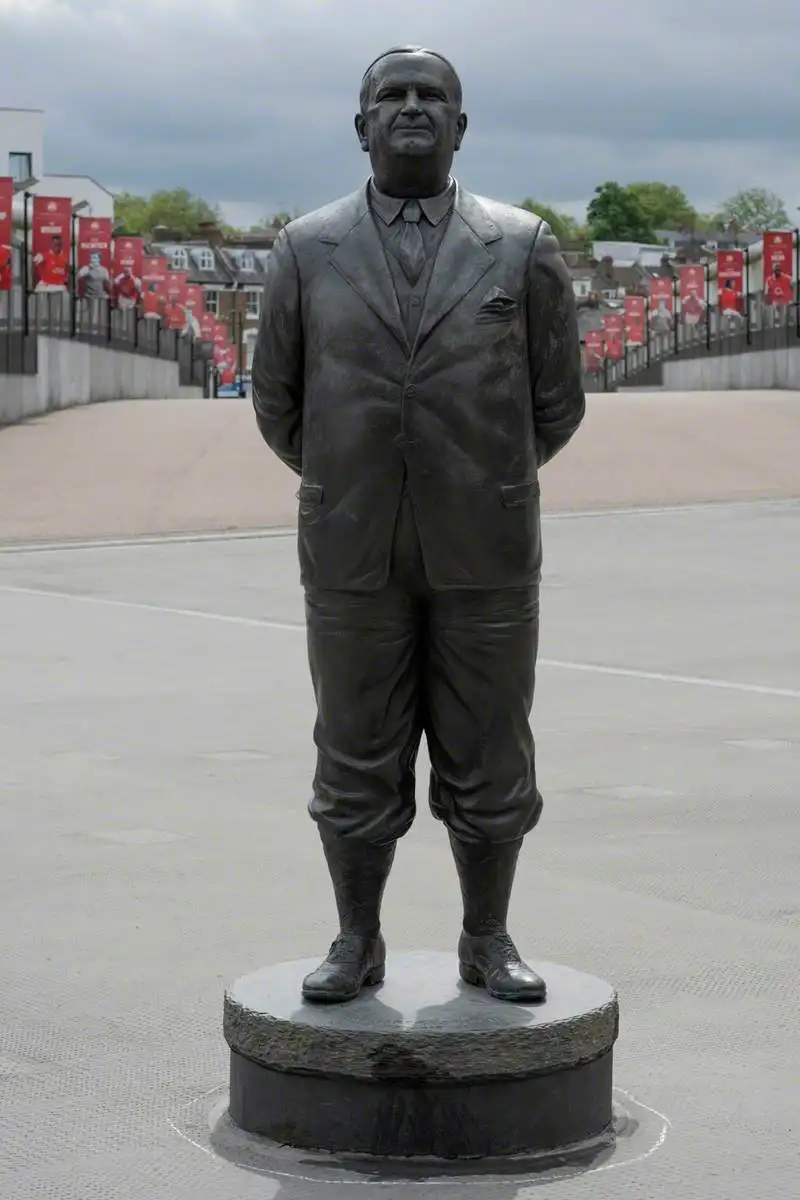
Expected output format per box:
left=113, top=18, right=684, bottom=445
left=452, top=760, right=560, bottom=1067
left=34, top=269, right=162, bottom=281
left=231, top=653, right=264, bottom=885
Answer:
left=405, top=385, right=416, bottom=398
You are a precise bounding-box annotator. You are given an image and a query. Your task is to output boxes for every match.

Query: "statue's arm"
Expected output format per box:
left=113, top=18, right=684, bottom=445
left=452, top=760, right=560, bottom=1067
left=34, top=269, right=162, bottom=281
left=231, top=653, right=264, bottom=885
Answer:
left=526, top=221, right=586, bottom=467
left=251, top=229, right=304, bottom=475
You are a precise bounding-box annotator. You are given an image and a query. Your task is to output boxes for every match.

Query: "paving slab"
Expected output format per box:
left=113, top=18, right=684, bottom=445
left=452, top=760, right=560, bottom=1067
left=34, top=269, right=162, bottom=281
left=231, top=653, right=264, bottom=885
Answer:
left=0, top=497, right=798, bottom=1198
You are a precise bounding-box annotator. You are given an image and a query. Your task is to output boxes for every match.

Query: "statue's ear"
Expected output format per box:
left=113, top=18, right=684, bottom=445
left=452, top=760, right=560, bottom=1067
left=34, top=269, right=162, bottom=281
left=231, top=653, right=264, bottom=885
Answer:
left=454, top=112, right=468, bottom=152
left=355, top=113, right=369, bottom=152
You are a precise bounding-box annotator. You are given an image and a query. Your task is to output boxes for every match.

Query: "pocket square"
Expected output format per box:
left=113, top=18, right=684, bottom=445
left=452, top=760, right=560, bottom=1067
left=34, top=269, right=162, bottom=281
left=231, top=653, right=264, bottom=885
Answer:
left=477, top=286, right=519, bottom=320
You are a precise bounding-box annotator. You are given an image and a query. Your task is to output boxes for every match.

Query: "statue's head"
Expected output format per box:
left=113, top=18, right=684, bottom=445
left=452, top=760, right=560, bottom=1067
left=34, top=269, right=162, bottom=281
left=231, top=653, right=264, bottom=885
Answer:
left=355, top=46, right=467, bottom=191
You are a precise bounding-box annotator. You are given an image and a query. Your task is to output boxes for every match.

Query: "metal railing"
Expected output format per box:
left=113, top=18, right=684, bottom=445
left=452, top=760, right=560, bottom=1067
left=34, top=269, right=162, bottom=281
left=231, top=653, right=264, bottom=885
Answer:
left=584, top=295, right=800, bottom=392
left=1, top=283, right=212, bottom=392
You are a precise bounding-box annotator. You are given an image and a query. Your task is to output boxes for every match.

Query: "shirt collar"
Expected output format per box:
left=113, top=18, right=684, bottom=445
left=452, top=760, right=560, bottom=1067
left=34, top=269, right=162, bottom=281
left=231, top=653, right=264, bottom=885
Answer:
left=369, top=177, right=456, bottom=226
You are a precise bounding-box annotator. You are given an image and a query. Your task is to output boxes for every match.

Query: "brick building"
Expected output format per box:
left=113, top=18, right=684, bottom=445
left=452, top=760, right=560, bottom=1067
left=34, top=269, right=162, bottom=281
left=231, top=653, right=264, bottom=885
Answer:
left=148, top=225, right=279, bottom=373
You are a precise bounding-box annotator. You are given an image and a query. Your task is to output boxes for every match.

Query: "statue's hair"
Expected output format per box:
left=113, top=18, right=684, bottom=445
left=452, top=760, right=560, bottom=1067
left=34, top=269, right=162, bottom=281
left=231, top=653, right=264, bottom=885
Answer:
left=359, top=46, right=462, bottom=112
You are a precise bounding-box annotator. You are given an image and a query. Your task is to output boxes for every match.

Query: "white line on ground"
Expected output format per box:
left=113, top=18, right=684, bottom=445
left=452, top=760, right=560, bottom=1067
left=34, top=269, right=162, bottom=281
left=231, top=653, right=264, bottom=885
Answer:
left=2, top=583, right=798, bottom=700
left=0, top=497, right=795, bottom=555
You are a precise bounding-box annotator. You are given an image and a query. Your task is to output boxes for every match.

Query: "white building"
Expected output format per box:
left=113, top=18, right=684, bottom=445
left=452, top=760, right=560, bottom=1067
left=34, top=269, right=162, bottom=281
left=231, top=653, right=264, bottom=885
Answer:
left=591, top=241, right=670, bottom=269
left=1, top=107, right=114, bottom=223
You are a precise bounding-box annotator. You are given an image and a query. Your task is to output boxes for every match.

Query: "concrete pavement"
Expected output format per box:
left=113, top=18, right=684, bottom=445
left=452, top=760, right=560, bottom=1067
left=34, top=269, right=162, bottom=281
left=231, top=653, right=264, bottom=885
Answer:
left=0, top=390, right=798, bottom=1198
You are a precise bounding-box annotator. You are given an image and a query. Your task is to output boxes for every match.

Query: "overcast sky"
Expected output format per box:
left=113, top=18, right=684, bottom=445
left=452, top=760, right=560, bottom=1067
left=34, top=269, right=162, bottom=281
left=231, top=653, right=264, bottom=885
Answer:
left=2, top=0, right=799, bottom=228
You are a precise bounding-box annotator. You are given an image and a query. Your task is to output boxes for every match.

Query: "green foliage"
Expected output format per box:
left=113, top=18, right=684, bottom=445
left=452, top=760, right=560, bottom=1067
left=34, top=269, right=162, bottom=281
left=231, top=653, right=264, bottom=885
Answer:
left=625, top=182, right=697, bottom=232
left=239, top=210, right=305, bottom=233
left=714, top=188, right=791, bottom=233
left=515, top=199, right=580, bottom=246
left=113, top=188, right=221, bottom=236
left=586, top=182, right=656, bottom=243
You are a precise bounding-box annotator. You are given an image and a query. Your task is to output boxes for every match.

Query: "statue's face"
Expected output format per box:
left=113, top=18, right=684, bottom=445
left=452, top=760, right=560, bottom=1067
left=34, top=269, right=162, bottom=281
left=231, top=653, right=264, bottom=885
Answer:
left=356, top=52, right=466, bottom=170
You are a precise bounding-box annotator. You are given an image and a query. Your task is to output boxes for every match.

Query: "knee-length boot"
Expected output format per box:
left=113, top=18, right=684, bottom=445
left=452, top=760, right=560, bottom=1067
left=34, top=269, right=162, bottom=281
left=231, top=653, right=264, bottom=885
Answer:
left=449, top=831, right=546, bottom=1002
left=301, top=832, right=396, bottom=1003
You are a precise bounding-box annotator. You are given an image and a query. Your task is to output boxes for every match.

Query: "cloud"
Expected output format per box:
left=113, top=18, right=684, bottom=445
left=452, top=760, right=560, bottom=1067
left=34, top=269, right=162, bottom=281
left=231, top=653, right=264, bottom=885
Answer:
left=2, top=0, right=799, bottom=221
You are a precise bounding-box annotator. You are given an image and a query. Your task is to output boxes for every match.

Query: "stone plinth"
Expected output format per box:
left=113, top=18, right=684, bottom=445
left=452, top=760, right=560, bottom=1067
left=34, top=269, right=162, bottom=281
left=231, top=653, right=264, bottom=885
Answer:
left=223, top=951, right=619, bottom=1160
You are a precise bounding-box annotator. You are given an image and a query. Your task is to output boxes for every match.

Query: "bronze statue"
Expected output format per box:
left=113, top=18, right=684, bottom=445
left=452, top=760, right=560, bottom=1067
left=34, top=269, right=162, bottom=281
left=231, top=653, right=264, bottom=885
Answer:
left=252, top=46, right=586, bottom=1004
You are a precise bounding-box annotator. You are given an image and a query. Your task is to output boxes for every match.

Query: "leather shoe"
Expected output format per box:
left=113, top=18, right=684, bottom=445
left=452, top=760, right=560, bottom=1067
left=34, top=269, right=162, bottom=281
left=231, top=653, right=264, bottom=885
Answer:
left=458, top=929, right=546, bottom=1002
left=301, top=932, right=386, bottom=1003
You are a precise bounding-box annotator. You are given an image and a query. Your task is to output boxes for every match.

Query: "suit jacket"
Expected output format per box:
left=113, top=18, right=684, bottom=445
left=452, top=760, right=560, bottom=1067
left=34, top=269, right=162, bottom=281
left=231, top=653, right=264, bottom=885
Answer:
left=252, top=182, right=585, bottom=591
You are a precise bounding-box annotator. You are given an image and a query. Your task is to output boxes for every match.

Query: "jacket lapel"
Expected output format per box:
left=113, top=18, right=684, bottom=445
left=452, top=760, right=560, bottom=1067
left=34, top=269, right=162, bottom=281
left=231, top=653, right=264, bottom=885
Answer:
left=415, top=186, right=501, bottom=347
left=321, top=186, right=410, bottom=352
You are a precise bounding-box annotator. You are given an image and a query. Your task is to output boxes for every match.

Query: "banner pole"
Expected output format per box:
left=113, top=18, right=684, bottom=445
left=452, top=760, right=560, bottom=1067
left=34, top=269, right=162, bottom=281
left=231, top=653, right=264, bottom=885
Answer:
left=70, top=212, right=78, bottom=338
left=672, top=276, right=679, bottom=356
left=645, top=295, right=651, bottom=368
left=22, top=192, right=30, bottom=337
left=745, top=246, right=751, bottom=345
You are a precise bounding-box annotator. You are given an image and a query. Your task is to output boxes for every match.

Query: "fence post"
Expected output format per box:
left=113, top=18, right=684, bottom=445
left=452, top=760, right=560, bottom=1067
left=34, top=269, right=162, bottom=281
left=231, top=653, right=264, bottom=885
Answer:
left=22, top=192, right=30, bottom=337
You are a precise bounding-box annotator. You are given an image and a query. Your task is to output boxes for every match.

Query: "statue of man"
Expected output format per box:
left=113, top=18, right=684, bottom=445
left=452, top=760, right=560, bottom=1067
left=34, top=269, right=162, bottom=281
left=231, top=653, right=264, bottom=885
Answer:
left=252, top=46, right=586, bottom=1004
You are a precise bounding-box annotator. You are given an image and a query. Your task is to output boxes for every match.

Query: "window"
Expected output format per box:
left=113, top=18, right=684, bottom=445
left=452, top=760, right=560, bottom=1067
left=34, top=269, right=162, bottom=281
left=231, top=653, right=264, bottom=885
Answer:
left=197, top=249, right=215, bottom=271
left=245, top=290, right=261, bottom=319
left=9, top=152, right=32, bottom=183
left=239, top=251, right=255, bottom=271
left=204, top=289, right=220, bottom=316
left=171, top=248, right=189, bottom=269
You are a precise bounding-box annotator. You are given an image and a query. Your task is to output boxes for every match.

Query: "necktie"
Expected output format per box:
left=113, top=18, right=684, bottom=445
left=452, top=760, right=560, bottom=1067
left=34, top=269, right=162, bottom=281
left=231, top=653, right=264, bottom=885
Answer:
left=395, top=200, right=426, bottom=284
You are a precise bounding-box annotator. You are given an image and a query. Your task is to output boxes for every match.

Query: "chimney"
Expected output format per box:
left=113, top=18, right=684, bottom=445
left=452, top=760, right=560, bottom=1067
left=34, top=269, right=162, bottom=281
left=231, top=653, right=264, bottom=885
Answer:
left=197, top=221, right=224, bottom=248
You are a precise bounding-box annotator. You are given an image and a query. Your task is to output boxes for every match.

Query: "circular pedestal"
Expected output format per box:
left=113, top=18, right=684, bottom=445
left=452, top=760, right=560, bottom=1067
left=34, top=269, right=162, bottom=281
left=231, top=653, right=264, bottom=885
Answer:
left=223, top=951, right=619, bottom=1160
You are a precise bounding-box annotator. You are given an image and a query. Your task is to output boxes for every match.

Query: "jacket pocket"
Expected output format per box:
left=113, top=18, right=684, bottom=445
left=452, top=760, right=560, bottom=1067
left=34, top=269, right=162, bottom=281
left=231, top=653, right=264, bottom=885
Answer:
left=500, top=480, right=540, bottom=508
left=296, top=482, right=323, bottom=507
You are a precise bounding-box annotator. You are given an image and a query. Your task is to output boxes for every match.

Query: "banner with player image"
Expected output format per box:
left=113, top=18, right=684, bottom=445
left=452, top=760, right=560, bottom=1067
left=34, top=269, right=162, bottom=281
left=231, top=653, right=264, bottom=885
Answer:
left=140, top=255, right=169, bottom=320
left=679, top=265, right=706, bottom=326
left=762, top=232, right=794, bottom=305
left=0, top=177, right=13, bottom=292
left=183, top=283, right=205, bottom=337
left=112, top=236, right=144, bottom=309
left=648, top=276, right=674, bottom=329
left=76, top=216, right=112, bottom=300
left=716, top=250, right=744, bottom=314
left=164, top=271, right=188, bottom=330
left=583, top=328, right=604, bottom=371
left=603, top=312, right=625, bottom=360
left=623, top=295, right=646, bottom=345
left=32, top=195, right=72, bottom=292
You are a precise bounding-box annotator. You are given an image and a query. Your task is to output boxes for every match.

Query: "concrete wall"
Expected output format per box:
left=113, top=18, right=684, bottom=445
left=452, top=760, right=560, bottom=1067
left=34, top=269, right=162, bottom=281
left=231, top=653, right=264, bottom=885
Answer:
left=663, top=346, right=800, bottom=391
left=1, top=336, right=202, bottom=425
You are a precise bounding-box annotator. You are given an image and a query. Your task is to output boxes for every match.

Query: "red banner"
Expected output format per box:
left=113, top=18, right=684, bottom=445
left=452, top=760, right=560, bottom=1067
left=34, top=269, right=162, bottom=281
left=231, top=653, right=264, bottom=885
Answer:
left=649, top=276, right=674, bottom=319
left=140, top=255, right=168, bottom=318
left=717, top=250, right=744, bottom=313
left=212, top=320, right=229, bottom=351
left=762, top=232, right=794, bottom=305
left=184, top=283, right=204, bottom=335
left=198, top=311, right=216, bottom=342
left=679, top=265, right=705, bottom=326
left=214, top=342, right=237, bottom=386
left=164, top=271, right=188, bottom=329
left=583, top=329, right=604, bottom=371
left=623, top=295, right=646, bottom=345
left=0, top=177, right=12, bottom=292
left=112, top=236, right=143, bottom=308
left=76, top=216, right=112, bottom=300
left=32, top=195, right=72, bottom=291
left=603, top=313, right=625, bottom=361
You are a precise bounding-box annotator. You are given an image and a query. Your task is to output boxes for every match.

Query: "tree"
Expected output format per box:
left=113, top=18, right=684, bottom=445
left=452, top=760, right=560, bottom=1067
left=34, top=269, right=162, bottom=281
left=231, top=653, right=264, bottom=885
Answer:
left=515, top=199, right=580, bottom=245
left=114, top=188, right=221, bottom=236
left=625, top=182, right=697, bottom=232
left=586, top=182, right=656, bottom=242
left=715, top=188, right=791, bottom=233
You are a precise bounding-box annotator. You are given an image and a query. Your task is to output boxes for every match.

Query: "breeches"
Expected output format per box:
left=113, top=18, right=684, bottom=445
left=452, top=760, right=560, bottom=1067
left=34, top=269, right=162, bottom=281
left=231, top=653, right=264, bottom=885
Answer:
left=304, top=489, right=543, bottom=845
